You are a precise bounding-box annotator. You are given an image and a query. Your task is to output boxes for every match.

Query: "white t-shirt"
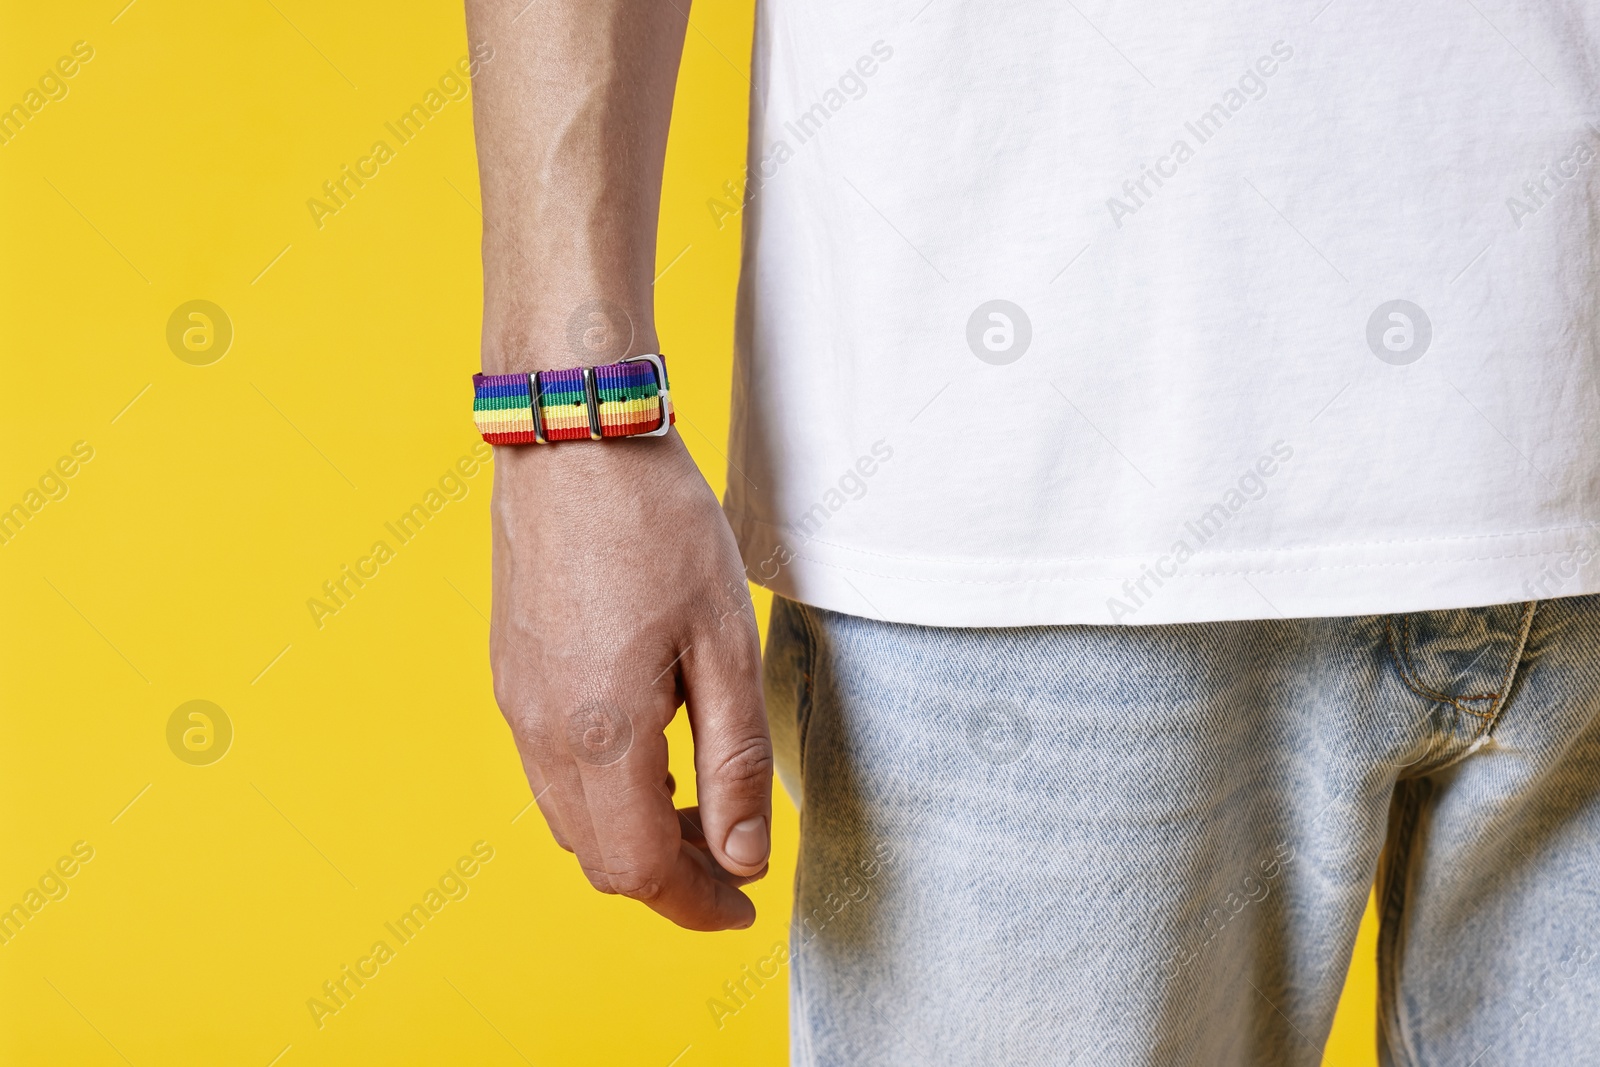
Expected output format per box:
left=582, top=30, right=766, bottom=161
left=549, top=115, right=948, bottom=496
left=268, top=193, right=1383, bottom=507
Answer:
left=724, top=0, right=1600, bottom=626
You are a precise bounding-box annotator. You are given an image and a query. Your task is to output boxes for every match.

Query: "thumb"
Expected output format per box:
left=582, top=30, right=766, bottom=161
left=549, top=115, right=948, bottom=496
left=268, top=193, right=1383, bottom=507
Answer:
left=681, top=629, right=773, bottom=879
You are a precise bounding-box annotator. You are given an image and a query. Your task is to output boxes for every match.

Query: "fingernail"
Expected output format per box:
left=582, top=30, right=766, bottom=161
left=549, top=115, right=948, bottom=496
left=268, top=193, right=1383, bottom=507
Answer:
left=724, top=815, right=769, bottom=868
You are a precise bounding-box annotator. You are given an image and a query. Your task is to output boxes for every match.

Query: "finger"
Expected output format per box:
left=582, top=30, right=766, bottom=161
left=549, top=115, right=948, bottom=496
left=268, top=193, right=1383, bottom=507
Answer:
left=679, top=806, right=770, bottom=889
left=520, top=757, right=575, bottom=853
left=502, top=703, right=609, bottom=880
left=571, top=697, right=758, bottom=930
left=491, top=625, right=602, bottom=864
left=681, top=618, right=773, bottom=879
left=678, top=804, right=707, bottom=848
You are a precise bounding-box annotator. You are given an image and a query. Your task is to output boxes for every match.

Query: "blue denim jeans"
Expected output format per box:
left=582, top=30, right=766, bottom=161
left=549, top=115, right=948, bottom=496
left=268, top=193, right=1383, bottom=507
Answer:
left=764, top=594, right=1600, bottom=1066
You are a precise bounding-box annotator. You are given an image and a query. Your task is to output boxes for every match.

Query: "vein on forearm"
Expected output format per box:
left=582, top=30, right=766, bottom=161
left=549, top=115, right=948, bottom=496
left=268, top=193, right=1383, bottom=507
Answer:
left=467, top=0, right=687, bottom=365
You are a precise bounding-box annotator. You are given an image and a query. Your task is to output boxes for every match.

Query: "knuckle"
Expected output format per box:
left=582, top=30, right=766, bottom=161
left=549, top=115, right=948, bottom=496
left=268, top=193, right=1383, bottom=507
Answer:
left=493, top=686, right=558, bottom=752
left=559, top=700, right=635, bottom=766
left=711, top=734, right=775, bottom=792
left=490, top=663, right=515, bottom=713
left=494, top=676, right=645, bottom=767
left=494, top=692, right=528, bottom=730
left=508, top=711, right=558, bottom=758
left=491, top=673, right=539, bottom=730
left=604, top=864, right=668, bottom=903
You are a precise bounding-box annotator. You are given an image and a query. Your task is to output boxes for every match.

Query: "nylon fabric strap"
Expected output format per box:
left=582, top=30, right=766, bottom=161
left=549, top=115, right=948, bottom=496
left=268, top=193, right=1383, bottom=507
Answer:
left=472, top=357, right=672, bottom=445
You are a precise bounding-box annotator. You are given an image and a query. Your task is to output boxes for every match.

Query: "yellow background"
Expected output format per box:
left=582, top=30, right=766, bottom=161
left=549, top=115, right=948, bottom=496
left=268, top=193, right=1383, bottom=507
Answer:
left=0, top=1, right=1377, bottom=1063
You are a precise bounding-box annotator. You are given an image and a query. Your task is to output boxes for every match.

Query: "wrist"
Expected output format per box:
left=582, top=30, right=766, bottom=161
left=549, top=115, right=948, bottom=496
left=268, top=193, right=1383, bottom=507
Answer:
left=480, top=291, right=656, bottom=374
left=490, top=430, right=692, bottom=500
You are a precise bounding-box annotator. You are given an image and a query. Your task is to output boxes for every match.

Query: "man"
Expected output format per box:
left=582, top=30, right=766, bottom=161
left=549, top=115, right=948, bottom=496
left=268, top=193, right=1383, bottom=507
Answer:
left=465, top=0, right=1600, bottom=1063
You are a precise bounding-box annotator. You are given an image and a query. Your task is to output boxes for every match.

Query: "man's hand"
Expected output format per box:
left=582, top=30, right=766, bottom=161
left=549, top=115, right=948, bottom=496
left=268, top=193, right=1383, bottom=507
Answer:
left=490, top=435, right=771, bottom=931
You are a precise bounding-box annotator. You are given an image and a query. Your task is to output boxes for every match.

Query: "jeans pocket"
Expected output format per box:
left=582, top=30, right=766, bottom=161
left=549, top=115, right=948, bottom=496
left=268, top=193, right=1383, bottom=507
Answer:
left=1388, top=602, right=1534, bottom=711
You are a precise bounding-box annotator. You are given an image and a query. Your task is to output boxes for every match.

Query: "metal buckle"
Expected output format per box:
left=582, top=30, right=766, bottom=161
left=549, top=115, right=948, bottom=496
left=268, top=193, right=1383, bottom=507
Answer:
left=619, top=353, right=674, bottom=437
left=553, top=357, right=672, bottom=443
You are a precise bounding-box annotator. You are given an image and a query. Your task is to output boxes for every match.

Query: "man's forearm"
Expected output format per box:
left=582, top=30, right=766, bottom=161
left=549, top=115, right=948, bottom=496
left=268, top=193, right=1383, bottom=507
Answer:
left=466, top=0, right=689, bottom=372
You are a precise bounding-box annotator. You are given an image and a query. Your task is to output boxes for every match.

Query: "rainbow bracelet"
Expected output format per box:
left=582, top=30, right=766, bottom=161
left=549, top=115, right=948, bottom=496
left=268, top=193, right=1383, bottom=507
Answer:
left=472, top=354, right=673, bottom=445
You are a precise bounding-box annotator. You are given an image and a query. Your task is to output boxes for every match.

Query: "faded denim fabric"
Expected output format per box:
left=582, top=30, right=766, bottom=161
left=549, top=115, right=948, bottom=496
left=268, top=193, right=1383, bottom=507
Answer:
left=764, top=594, right=1600, bottom=1066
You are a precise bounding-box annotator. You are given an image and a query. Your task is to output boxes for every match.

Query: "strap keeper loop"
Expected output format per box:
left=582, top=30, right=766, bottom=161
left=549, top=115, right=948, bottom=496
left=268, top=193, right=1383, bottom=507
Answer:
left=582, top=366, right=603, bottom=440
left=528, top=371, right=547, bottom=444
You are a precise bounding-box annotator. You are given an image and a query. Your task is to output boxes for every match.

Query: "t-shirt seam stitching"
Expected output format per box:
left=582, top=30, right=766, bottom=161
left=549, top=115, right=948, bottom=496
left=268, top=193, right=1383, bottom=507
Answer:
left=778, top=547, right=1580, bottom=584
left=725, top=514, right=1600, bottom=566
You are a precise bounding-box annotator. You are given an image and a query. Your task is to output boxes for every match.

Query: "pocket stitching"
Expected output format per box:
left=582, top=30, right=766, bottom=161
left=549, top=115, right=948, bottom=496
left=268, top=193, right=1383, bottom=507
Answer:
left=1387, top=614, right=1504, bottom=718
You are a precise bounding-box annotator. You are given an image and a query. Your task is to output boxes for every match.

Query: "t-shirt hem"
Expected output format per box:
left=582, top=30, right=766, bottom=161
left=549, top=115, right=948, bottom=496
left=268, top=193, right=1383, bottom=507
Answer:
left=733, top=517, right=1600, bottom=626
